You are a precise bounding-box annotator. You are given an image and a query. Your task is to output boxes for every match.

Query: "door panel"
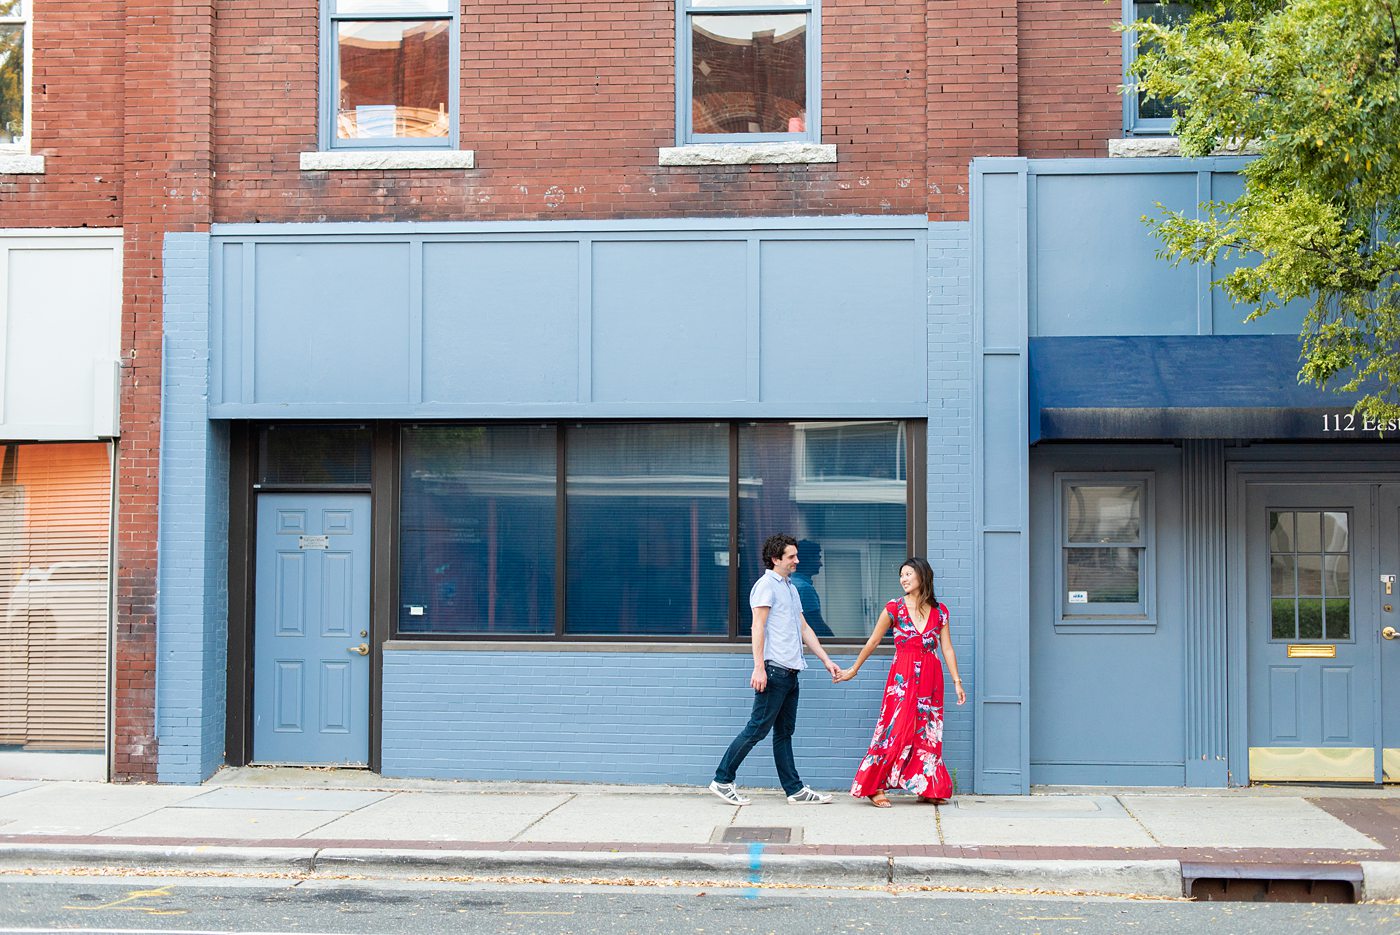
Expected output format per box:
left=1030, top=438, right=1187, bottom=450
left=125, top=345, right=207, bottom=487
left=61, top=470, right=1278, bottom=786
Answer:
left=1380, top=485, right=1400, bottom=780
left=1246, top=484, right=1375, bottom=782
left=253, top=493, right=371, bottom=765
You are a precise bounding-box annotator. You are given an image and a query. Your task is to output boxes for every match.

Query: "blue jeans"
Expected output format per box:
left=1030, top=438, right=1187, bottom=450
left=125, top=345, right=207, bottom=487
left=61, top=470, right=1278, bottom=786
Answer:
left=713, top=663, right=803, bottom=796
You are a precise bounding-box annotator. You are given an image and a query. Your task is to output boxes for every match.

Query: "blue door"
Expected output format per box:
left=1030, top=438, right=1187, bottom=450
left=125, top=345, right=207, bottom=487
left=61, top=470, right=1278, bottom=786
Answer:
left=1246, top=484, right=1377, bottom=782
left=253, top=494, right=371, bottom=765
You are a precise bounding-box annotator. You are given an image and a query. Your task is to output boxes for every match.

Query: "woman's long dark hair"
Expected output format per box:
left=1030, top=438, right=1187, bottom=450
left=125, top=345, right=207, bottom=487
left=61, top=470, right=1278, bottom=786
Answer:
left=901, top=556, right=937, bottom=611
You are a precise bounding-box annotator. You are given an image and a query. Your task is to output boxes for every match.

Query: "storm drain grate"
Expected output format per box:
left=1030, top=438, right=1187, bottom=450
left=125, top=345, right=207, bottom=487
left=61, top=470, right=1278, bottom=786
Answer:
left=1183, top=863, right=1360, bottom=904
left=718, top=826, right=794, bottom=844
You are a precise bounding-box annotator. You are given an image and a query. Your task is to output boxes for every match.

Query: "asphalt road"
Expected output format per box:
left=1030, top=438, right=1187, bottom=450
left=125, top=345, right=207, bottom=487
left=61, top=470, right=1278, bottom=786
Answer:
left=0, top=875, right=1395, bottom=935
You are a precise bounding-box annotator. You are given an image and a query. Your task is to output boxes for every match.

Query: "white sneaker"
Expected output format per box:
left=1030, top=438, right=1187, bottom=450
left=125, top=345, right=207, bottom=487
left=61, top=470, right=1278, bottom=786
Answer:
left=786, top=786, right=833, bottom=804
left=709, top=780, right=751, bottom=805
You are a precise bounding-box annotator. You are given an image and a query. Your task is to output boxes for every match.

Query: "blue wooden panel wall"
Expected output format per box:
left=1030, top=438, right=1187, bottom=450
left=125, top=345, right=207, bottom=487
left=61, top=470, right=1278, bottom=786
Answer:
left=1019, top=158, right=1309, bottom=339
left=208, top=219, right=929, bottom=419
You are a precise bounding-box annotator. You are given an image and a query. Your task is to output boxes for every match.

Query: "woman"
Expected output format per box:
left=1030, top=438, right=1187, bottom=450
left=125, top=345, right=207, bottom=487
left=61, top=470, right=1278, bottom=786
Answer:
left=836, top=557, right=965, bottom=806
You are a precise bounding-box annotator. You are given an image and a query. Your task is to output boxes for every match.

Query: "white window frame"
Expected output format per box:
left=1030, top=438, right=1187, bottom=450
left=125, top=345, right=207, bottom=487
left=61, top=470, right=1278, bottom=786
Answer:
left=0, top=0, right=31, bottom=152
left=1054, top=473, right=1156, bottom=632
left=318, top=0, right=460, bottom=152
left=675, top=0, right=821, bottom=145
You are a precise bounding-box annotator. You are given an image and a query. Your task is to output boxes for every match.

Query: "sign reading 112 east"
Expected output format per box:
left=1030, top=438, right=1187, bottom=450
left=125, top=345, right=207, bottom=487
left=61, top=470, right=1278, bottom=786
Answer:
left=1321, top=412, right=1400, bottom=434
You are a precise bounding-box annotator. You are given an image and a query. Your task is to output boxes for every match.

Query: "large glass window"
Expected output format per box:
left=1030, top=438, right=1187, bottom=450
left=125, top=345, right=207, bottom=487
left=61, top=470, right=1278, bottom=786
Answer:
left=1123, top=0, right=1190, bottom=135
left=566, top=424, right=730, bottom=636
left=679, top=0, right=818, bottom=143
left=1059, top=477, right=1150, bottom=617
left=740, top=422, right=907, bottom=640
left=0, top=1, right=27, bottom=149
left=1268, top=510, right=1351, bottom=642
left=398, top=425, right=556, bottom=635
left=386, top=420, right=916, bottom=640
left=323, top=0, right=456, bottom=149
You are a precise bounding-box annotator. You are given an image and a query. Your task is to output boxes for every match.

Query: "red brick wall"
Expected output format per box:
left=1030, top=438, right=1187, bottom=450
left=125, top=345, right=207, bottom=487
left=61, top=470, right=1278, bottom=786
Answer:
left=0, top=2, right=124, bottom=227
left=212, top=0, right=930, bottom=222
left=1017, top=0, right=1123, bottom=159
left=111, top=0, right=216, bottom=783
left=209, top=0, right=1124, bottom=226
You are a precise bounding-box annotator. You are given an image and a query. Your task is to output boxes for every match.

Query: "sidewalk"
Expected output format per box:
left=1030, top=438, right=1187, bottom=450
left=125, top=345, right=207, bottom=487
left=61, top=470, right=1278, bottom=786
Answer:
left=1, top=767, right=1398, bottom=901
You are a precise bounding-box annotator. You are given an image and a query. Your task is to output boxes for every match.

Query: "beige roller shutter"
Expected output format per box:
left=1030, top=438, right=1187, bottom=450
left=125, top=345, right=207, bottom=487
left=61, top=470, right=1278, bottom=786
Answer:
left=0, top=443, right=111, bottom=751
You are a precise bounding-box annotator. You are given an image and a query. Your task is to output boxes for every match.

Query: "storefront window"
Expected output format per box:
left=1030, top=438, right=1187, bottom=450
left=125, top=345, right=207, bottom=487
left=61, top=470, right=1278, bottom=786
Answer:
left=0, top=442, right=111, bottom=758
left=384, top=419, right=919, bottom=640
left=739, top=421, right=907, bottom=640
left=565, top=423, right=730, bottom=636
left=398, top=425, right=556, bottom=635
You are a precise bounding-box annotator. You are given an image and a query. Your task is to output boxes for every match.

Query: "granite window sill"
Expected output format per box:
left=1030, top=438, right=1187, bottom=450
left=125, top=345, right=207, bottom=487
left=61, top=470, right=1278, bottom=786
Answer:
left=300, top=150, right=476, bottom=171
left=0, top=154, right=45, bottom=174
left=658, top=142, right=837, bottom=166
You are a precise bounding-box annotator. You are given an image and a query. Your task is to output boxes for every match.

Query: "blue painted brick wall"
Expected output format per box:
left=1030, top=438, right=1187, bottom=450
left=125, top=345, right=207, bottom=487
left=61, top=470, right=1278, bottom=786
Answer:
left=382, top=650, right=901, bottom=791
left=927, top=222, right=974, bottom=785
left=157, top=231, right=230, bottom=785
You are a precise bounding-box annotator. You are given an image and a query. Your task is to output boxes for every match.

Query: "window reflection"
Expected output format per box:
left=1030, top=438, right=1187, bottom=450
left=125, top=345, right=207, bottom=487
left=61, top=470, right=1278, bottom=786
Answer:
left=398, top=426, right=555, bottom=635
left=691, top=14, right=807, bottom=135
left=739, top=422, right=907, bottom=640
left=337, top=20, right=451, bottom=140
left=566, top=424, right=730, bottom=636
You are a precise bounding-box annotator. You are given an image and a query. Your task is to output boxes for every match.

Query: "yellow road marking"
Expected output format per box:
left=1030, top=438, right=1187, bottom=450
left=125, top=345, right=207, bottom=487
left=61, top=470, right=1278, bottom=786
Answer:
left=63, top=885, right=190, bottom=916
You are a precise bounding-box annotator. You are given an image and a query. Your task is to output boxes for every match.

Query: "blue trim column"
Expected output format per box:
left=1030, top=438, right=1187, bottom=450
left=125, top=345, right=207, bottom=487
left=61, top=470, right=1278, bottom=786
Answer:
left=927, top=222, right=975, bottom=788
left=1183, top=439, right=1230, bottom=786
left=971, top=159, right=1032, bottom=794
left=157, top=231, right=229, bottom=784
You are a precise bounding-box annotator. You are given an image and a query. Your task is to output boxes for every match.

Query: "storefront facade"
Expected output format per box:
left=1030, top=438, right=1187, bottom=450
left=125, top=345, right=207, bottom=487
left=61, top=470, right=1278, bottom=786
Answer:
left=0, top=230, right=122, bottom=781
left=156, top=218, right=977, bottom=789
left=972, top=158, right=1400, bottom=792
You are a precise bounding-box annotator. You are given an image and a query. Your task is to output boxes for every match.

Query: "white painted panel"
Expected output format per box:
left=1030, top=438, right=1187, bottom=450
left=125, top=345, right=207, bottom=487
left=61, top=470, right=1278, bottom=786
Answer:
left=0, top=232, right=122, bottom=440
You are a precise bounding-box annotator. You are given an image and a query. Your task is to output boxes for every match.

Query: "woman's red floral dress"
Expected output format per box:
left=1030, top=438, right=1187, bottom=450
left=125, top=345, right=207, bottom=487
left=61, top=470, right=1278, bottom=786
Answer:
left=850, top=598, right=952, bottom=800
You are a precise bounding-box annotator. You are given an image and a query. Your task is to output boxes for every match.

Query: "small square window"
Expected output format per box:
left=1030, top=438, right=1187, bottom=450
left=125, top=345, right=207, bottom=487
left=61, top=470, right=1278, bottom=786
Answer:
left=321, top=0, right=458, bottom=150
left=1058, top=475, right=1152, bottom=620
left=677, top=0, right=819, bottom=144
left=1122, top=0, right=1189, bottom=136
left=0, top=0, right=30, bottom=150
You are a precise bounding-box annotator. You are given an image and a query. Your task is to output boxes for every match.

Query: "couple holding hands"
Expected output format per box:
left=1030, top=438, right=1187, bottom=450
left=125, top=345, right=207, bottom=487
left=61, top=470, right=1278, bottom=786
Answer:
left=709, top=534, right=966, bottom=808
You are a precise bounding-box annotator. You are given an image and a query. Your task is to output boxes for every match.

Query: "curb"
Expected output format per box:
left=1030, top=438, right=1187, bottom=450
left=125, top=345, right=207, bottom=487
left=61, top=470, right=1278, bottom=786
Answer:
left=315, top=848, right=891, bottom=885
left=1, top=843, right=1396, bottom=901
left=1361, top=861, right=1400, bottom=901
left=894, top=857, right=1183, bottom=897
left=0, top=842, right=318, bottom=872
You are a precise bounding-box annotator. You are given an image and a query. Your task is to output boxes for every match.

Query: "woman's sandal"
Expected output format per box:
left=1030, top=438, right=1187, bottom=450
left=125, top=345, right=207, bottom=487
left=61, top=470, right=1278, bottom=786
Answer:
left=869, top=792, right=892, bottom=808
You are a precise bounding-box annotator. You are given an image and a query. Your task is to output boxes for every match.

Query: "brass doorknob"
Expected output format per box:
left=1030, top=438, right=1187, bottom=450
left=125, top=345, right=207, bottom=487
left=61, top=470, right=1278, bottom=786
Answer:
left=348, top=642, right=370, bottom=655
left=1384, top=627, right=1398, bottom=641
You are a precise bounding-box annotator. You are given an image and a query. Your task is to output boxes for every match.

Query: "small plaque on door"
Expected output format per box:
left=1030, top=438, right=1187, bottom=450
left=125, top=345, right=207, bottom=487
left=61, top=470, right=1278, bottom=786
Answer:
left=1287, top=644, right=1336, bottom=658
left=298, top=535, right=330, bottom=550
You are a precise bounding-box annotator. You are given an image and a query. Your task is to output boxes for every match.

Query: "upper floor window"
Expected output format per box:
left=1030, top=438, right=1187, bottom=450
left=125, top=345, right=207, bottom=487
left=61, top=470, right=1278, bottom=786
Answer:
left=0, top=0, right=29, bottom=150
left=1123, top=0, right=1188, bottom=136
left=321, top=0, right=458, bottom=150
left=677, top=0, right=820, bottom=144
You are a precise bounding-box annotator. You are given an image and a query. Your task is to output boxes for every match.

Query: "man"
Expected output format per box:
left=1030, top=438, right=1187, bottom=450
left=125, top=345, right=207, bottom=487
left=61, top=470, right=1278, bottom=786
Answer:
left=709, top=533, right=840, bottom=805
left=790, top=538, right=833, bottom=639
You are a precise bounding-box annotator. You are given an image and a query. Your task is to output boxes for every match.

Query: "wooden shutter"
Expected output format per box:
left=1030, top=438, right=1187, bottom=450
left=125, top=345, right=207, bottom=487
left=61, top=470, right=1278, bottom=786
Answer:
left=0, top=443, right=111, bottom=750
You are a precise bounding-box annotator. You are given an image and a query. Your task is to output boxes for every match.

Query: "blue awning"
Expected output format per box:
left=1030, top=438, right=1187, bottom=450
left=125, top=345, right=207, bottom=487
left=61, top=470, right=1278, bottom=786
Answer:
left=1028, top=335, right=1370, bottom=441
